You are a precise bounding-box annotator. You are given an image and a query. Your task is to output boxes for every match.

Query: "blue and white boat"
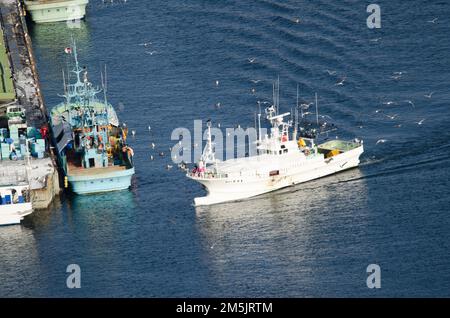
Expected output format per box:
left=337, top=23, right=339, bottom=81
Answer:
left=50, top=42, right=135, bottom=195
left=0, top=184, right=33, bottom=226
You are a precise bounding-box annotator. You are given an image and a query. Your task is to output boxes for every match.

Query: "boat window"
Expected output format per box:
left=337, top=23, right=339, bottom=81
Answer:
left=279, top=150, right=282, bottom=155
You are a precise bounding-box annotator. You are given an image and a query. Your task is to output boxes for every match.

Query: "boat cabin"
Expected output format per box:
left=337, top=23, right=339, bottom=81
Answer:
left=0, top=185, right=29, bottom=205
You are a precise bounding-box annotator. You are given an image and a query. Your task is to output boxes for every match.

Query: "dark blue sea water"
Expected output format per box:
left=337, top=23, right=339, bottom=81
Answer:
left=1, top=0, right=450, bottom=297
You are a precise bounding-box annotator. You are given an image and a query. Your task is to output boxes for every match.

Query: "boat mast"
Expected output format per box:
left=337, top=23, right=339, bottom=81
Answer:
left=257, top=101, right=262, bottom=144
left=202, top=120, right=216, bottom=166
left=101, top=64, right=110, bottom=123
left=277, top=76, right=280, bottom=115
left=315, top=92, right=319, bottom=125
left=294, top=83, right=299, bottom=139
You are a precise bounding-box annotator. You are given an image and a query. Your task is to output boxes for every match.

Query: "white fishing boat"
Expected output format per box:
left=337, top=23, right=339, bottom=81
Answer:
left=187, top=92, right=364, bottom=206
left=0, top=184, right=33, bottom=226
left=25, top=0, right=89, bottom=24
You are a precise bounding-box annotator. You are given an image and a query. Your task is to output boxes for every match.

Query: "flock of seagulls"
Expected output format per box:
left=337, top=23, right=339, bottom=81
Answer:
left=130, top=13, right=440, bottom=163
left=373, top=89, right=433, bottom=145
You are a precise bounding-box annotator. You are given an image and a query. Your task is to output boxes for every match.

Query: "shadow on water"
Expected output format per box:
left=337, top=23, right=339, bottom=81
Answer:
left=194, top=168, right=372, bottom=297
left=0, top=226, right=41, bottom=297
left=0, top=190, right=139, bottom=297
left=28, top=19, right=91, bottom=48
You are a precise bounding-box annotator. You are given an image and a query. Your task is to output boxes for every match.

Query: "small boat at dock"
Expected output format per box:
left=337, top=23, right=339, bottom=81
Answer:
left=0, top=184, right=32, bottom=226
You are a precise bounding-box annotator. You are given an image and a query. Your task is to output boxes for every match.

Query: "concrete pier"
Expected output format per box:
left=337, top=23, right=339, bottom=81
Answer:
left=0, top=0, right=60, bottom=209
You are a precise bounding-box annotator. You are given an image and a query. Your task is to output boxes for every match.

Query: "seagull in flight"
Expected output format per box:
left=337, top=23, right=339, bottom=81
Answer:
left=382, top=101, right=396, bottom=106
left=424, top=92, right=435, bottom=98
left=145, top=51, right=157, bottom=55
left=139, top=42, right=152, bottom=47
left=300, top=102, right=313, bottom=108
left=247, top=57, right=256, bottom=63
left=376, top=139, right=387, bottom=145
left=403, top=100, right=415, bottom=108
left=251, top=79, right=261, bottom=83
left=390, top=75, right=402, bottom=80
left=415, top=119, right=426, bottom=125
left=375, top=109, right=382, bottom=113
left=385, top=114, right=398, bottom=120
left=370, top=37, right=381, bottom=42
left=325, top=69, right=336, bottom=75
left=427, top=18, right=438, bottom=23
left=335, top=77, right=346, bottom=86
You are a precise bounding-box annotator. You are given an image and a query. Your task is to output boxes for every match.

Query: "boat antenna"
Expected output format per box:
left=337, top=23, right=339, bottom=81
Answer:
left=257, top=101, right=262, bottom=143
left=62, top=69, right=68, bottom=98
left=71, top=38, right=82, bottom=85
left=315, top=92, right=319, bottom=125
left=101, top=64, right=108, bottom=105
left=277, top=75, right=280, bottom=115
left=296, top=83, right=299, bottom=128
left=272, top=82, right=276, bottom=110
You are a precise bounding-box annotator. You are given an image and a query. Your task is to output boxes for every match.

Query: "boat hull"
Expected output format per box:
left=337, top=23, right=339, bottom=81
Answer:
left=25, top=0, right=89, bottom=23
left=190, top=146, right=363, bottom=206
left=0, top=203, right=33, bottom=226
left=67, top=167, right=135, bottom=195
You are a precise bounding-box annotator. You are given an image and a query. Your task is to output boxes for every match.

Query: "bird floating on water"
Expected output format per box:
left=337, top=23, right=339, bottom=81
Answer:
left=376, top=139, right=387, bottom=145
left=145, top=51, right=157, bottom=55
left=151, top=142, right=155, bottom=149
